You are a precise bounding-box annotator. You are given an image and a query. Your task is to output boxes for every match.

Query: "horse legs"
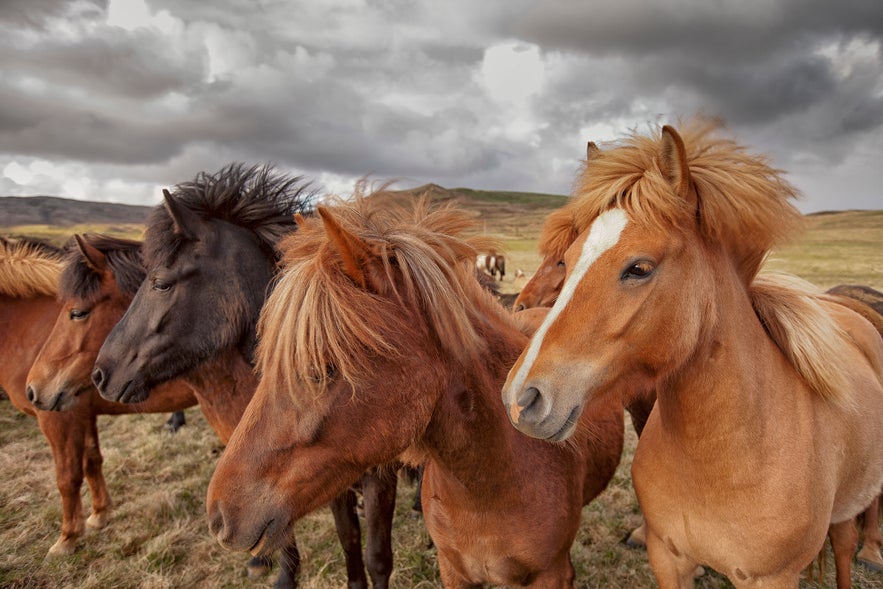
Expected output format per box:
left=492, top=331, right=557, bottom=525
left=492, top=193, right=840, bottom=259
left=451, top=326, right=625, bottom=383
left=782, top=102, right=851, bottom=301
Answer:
left=856, top=495, right=883, bottom=571
left=645, top=531, right=700, bottom=589
left=165, top=410, right=187, bottom=432
left=360, top=467, right=397, bottom=589
left=82, top=410, right=112, bottom=529
left=36, top=410, right=87, bottom=556
left=330, top=489, right=369, bottom=589
left=623, top=394, right=654, bottom=549
left=273, top=541, right=302, bottom=589
left=829, top=519, right=858, bottom=589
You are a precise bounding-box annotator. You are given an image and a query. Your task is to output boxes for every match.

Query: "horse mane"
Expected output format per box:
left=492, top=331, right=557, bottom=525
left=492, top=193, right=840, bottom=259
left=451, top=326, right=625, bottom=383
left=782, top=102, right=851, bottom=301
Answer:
left=0, top=235, right=64, bottom=297
left=750, top=273, right=860, bottom=407
left=256, top=189, right=502, bottom=398
left=59, top=234, right=145, bottom=304
left=567, top=117, right=804, bottom=281
left=145, top=163, right=315, bottom=266
left=537, top=205, right=579, bottom=259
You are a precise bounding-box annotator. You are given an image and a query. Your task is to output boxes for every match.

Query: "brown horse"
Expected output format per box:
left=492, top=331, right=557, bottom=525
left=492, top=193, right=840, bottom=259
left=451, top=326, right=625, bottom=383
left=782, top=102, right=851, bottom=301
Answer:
left=205, top=193, right=625, bottom=588
left=0, top=236, right=197, bottom=556
left=91, top=164, right=397, bottom=589
left=513, top=145, right=883, bottom=570
left=502, top=119, right=883, bottom=588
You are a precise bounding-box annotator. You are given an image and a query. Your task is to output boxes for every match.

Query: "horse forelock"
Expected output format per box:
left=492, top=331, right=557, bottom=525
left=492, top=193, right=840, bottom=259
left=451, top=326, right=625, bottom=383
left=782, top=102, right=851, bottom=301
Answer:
left=144, top=163, right=314, bottom=267
left=257, top=191, right=507, bottom=403
left=0, top=236, right=64, bottom=297
left=60, top=235, right=145, bottom=303
left=567, top=118, right=803, bottom=281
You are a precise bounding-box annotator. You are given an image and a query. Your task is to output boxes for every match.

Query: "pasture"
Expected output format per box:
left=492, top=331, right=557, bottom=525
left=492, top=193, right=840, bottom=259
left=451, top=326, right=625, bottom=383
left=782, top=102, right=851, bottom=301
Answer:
left=0, top=202, right=881, bottom=588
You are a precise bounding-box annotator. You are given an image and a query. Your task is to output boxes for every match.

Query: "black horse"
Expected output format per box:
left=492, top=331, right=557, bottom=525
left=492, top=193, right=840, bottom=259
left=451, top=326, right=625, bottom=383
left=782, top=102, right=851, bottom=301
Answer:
left=93, top=164, right=397, bottom=589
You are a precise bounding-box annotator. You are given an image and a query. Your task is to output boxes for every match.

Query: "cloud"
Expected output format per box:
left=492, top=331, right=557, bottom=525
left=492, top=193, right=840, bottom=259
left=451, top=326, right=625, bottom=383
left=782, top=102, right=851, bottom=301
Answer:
left=0, top=0, right=880, bottom=212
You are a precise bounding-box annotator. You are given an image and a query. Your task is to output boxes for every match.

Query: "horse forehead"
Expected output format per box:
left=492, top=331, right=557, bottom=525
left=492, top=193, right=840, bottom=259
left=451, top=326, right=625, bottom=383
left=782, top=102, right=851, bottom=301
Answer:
left=508, top=209, right=629, bottom=389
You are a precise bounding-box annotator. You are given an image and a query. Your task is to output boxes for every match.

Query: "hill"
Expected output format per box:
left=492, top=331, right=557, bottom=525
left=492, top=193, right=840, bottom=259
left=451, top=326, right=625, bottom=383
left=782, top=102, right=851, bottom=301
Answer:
left=0, top=196, right=152, bottom=227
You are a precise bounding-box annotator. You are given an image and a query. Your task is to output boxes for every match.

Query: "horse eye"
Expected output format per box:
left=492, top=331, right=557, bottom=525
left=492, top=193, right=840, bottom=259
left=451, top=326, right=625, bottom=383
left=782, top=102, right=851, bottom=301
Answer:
left=621, top=261, right=655, bottom=281
left=556, top=260, right=565, bottom=268
left=69, top=308, right=90, bottom=320
left=152, top=279, right=172, bottom=292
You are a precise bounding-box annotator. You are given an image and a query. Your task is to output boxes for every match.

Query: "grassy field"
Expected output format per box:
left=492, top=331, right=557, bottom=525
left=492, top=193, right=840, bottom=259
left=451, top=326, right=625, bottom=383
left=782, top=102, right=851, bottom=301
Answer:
left=1, top=206, right=881, bottom=588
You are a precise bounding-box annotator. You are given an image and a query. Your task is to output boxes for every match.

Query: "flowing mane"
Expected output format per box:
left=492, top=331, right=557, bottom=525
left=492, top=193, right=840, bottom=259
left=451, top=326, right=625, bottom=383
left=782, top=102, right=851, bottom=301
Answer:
left=59, top=235, right=145, bottom=304
left=0, top=236, right=64, bottom=297
left=145, top=163, right=315, bottom=266
left=567, top=118, right=803, bottom=282
left=256, top=191, right=500, bottom=397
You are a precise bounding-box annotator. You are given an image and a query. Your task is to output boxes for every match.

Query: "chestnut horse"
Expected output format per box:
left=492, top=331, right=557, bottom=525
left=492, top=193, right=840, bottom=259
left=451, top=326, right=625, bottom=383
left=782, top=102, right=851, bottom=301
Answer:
left=91, top=164, right=397, bottom=589
left=205, top=193, right=625, bottom=588
left=513, top=142, right=883, bottom=570
left=0, top=236, right=196, bottom=556
left=502, top=120, right=883, bottom=588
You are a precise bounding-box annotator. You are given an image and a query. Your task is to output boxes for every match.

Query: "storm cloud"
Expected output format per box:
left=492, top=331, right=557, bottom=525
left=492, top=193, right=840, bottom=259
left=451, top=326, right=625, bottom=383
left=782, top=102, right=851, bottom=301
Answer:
left=1, top=0, right=881, bottom=212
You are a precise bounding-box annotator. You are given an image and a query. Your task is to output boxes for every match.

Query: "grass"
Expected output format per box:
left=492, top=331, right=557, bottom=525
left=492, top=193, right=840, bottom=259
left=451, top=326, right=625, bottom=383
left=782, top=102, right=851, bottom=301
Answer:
left=1, top=205, right=881, bottom=588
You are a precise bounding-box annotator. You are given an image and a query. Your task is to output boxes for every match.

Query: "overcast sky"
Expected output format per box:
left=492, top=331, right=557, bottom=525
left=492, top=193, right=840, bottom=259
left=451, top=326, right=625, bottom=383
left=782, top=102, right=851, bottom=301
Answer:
left=2, top=0, right=882, bottom=213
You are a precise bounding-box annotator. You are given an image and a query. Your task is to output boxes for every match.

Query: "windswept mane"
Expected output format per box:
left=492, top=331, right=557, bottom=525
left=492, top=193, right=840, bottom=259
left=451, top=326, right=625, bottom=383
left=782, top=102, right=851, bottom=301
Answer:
left=60, top=235, right=145, bottom=304
left=537, top=206, right=580, bottom=259
left=256, top=191, right=500, bottom=397
left=146, top=163, right=315, bottom=265
left=0, top=236, right=64, bottom=297
left=567, top=118, right=803, bottom=281
left=751, top=273, right=868, bottom=406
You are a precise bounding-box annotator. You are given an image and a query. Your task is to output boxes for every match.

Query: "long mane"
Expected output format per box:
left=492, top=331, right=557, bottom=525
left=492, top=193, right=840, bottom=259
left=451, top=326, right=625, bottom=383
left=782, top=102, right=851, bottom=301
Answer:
left=256, top=191, right=502, bottom=398
left=145, top=163, right=315, bottom=265
left=59, top=235, right=145, bottom=304
left=567, top=118, right=803, bottom=281
left=0, top=236, right=64, bottom=297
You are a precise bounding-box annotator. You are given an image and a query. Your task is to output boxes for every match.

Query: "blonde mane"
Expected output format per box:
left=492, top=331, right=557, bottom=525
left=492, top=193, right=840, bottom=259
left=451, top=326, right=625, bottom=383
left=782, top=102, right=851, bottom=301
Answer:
left=563, top=118, right=804, bottom=281
left=0, top=237, right=64, bottom=297
left=256, top=191, right=501, bottom=399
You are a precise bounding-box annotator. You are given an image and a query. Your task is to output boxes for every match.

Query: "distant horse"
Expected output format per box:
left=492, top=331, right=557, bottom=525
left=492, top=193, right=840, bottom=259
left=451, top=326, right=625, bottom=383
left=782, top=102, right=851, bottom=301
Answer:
left=205, top=193, right=625, bottom=587
left=91, top=164, right=397, bottom=589
left=477, top=251, right=506, bottom=280
left=0, top=237, right=197, bottom=556
left=502, top=119, right=883, bottom=588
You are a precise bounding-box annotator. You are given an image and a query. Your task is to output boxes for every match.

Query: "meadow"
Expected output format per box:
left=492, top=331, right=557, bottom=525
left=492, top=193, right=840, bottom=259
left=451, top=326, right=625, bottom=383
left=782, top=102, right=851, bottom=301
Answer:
left=0, top=204, right=881, bottom=588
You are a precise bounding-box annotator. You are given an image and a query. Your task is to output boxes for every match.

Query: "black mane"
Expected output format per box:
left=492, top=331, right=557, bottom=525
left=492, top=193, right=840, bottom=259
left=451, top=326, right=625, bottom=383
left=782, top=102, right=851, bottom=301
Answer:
left=60, top=235, right=145, bottom=303
left=145, top=163, right=314, bottom=266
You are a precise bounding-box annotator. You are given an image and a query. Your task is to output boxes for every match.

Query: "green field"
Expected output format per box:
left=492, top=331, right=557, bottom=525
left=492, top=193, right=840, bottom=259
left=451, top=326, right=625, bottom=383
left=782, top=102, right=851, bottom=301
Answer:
left=1, top=204, right=881, bottom=588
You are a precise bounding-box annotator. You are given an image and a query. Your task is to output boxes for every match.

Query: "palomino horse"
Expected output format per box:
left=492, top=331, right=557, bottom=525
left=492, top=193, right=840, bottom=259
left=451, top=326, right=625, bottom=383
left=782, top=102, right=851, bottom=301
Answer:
left=205, top=193, right=625, bottom=588
left=513, top=144, right=883, bottom=571
left=0, top=236, right=196, bottom=556
left=502, top=120, right=883, bottom=588
left=91, top=164, right=397, bottom=589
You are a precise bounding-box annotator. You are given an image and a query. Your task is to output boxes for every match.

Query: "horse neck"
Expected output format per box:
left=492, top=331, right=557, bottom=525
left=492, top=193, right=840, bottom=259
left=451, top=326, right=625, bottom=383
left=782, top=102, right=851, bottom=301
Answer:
left=420, top=313, right=546, bottom=501
left=181, top=348, right=257, bottom=444
left=654, top=269, right=803, bottom=455
left=0, top=295, right=59, bottom=411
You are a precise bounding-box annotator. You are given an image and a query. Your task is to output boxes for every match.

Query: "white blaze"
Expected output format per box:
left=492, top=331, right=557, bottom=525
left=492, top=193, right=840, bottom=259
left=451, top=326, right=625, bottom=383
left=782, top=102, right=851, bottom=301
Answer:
left=507, top=208, right=628, bottom=397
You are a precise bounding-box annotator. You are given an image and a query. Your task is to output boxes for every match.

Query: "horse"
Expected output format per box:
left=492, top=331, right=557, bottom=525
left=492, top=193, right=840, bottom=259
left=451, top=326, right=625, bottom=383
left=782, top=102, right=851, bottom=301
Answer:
left=502, top=119, right=883, bottom=588
left=91, top=164, right=397, bottom=589
left=478, top=251, right=506, bottom=280
left=0, top=236, right=196, bottom=556
left=512, top=144, right=883, bottom=570
left=204, top=192, right=625, bottom=588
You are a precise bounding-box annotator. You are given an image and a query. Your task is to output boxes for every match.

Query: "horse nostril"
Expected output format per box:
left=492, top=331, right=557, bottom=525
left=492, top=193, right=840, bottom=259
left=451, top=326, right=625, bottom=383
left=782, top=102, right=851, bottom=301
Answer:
left=26, top=385, right=37, bottom=405
left=207, top=502, right=226, bottom=538
left=514, top=303, right=525, bottom=312
left=91, top=367, right=105, bottom=391
left=514, top=386, right=549, bottom=426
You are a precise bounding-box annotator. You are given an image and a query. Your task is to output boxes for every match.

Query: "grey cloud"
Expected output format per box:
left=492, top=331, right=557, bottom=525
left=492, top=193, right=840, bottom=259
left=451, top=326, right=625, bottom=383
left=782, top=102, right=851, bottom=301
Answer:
left=0, top=0, right=106, bottom=30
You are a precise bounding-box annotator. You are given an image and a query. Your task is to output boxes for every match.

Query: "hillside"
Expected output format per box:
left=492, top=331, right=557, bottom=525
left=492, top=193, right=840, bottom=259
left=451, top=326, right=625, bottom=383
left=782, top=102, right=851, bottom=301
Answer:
left=0, top=196, right=152, bottom=226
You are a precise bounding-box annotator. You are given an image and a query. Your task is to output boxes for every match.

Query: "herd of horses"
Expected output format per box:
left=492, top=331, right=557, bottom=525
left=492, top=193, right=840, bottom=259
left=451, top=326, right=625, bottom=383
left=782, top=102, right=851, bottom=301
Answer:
left=1, top=119, right=882, bottom=588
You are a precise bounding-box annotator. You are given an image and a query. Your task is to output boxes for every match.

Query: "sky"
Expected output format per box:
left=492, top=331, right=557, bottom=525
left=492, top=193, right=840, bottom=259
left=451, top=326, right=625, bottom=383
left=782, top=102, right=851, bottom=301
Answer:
left=1, top=0, right=882, bottom=213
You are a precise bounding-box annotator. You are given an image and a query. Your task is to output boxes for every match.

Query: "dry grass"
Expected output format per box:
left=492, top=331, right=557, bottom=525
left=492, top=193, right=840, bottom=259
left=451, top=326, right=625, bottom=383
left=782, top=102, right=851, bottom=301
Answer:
left=1, top=206, right=881, bottom=588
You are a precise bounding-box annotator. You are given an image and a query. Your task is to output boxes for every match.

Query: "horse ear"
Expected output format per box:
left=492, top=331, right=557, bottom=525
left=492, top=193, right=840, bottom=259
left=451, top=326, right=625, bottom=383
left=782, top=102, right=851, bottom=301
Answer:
left=318, top=206, right=380, bottom=290
left=586, top=141, right=600, bottom=160
left=74, top=234, right=107, bottom=273
left=660, top=125, right=693, bottom=200
left=163, top=189, right=201, bottom=240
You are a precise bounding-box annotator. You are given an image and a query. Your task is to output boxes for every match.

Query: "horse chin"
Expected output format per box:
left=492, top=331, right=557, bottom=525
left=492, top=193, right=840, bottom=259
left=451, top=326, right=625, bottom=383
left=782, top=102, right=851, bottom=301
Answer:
left=113, top=376, right=151, bottom=404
